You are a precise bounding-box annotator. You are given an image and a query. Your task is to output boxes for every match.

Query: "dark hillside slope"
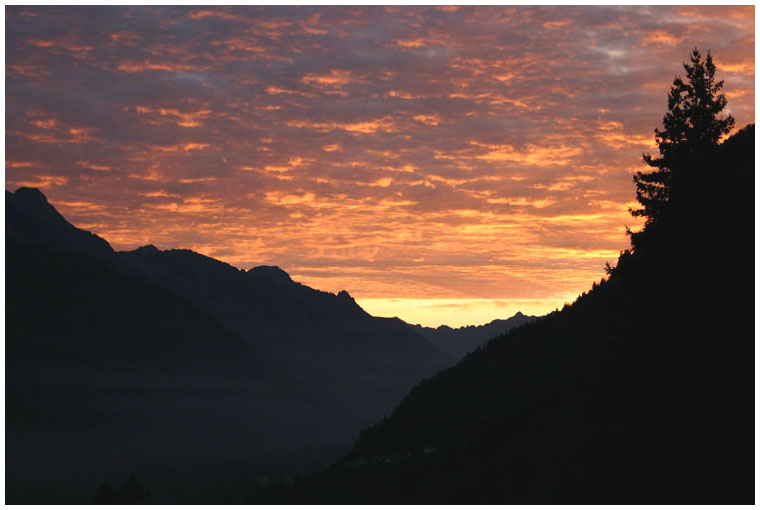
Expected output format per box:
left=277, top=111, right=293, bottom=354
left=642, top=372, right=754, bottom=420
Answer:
left=6, top=239, right=262, bottom=503
left=254, top=125, right=754, bottom=504
left=6, top=239, right=248, bottom=366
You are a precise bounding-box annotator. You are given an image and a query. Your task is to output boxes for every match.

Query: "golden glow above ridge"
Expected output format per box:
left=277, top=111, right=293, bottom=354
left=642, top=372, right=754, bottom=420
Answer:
left=5, top=6, right=755, bottom=327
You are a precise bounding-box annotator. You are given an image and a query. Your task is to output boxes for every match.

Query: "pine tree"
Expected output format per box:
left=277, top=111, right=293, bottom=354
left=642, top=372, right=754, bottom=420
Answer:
left=93, top=480, right=117, bottom=504
left=119, top=474, right=148, bottom=504
left=632, top=48, right=735, bottom=226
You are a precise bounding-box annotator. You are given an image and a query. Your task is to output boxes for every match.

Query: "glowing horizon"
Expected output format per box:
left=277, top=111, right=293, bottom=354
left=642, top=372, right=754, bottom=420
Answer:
left=355, top=297, right=577, bottom=329
left=5, top=6, right=755, bottom=327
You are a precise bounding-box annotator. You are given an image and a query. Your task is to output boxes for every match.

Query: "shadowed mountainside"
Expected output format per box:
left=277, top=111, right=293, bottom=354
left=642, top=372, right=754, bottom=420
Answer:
left=404, top=312, right=538, bottom=357
left=248, top=124, right=754, bottom=504
left=5, top=189, right=454, bottom=503
left=6, top=187, right=113, bottom=257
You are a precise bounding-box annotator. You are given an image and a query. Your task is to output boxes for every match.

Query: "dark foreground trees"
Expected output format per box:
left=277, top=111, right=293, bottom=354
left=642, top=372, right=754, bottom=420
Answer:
left=249, top=50, right=754, bottom=504
left=94, top=475, right=149, bottom=504
left=631, top=48, right=736, bottom=246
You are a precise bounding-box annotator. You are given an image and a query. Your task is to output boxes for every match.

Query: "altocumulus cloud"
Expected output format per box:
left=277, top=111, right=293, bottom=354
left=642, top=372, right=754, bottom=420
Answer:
left=5, top=6, right=754, bottom=326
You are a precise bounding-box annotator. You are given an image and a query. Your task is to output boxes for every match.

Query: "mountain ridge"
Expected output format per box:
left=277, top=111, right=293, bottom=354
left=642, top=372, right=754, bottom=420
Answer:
left=6, top=187, right=113, bottom=257
left=5, top=188, right=455, bottom=504
left=403, top=312, right=539, bottom=357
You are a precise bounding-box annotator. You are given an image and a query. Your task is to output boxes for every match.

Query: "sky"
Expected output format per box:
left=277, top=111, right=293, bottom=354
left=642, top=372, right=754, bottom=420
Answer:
left=5, top=6, right=755, bottom=327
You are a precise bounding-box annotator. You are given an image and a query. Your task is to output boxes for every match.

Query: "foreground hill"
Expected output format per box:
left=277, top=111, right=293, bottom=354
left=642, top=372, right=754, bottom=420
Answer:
left=250, top=125, right=754, bottom=503
left=5, top=189, right=453, bottom=503
left=6, top=239, right=264, bottom=503
left=405, top=312, right=538, bottom=357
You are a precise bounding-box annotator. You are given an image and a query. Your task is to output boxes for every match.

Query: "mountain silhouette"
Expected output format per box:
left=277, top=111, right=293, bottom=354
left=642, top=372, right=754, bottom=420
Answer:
left=5, top=190, right=454, bottom=504
left=6, top=187, right=113, bottom=257
left=6, top=239, right=248, bottom=364
left=6, top=238, right=265, bottom=504
left=248, top=125, right=754, bottom=504
left=404, top=312, right=538, bottom=357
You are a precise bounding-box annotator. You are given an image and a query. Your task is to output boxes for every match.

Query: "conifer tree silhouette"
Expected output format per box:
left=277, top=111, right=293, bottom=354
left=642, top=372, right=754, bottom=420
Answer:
left=93, top=480, right=117, bottom=504
left=92, top=475, right=148, bottom=504
left=632, top=48, right=735, bottom=227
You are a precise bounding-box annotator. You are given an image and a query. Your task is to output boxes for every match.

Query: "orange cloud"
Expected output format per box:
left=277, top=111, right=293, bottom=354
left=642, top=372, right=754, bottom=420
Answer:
left=7, top=63, right=49, bottom=78
left=31, top=118, right=58, bottom=129
left=413, top=114, right=441, bottom=126
left=117, top=61, right=209, bottom=73
left=6, top=161, right=35, bottom=168
left=222, top=37, right=268, bottom=53
left=10, top=175, right=68, bottom=188
left=266, top=85, right=315, bottom=97
left=473, top=142, right=583, bottom=167
left=641, top=31, right=682, bottom=47
left=287, top=117, right=396, bottom=134
left=719, top=61, right=755, bottom=73
left=134, top=105, right=212, bottom=127
left=108, top=32, right=141, bottom=45
left=396, top=39, right=426, bottom=48
left=13, top=125, right=98, bottom=144
left=152, top=142, right=212, bottom=152
left=77, top=161, right=112, bottom=172
left=177, top=177, right=217, bottom=184
left=302, top=70, right=355, bottom=86
left=28, top=38, right=95, bottom=53
left=188, top=9, right=238, bottom=21
left=388, top=90, right=423, bottom=100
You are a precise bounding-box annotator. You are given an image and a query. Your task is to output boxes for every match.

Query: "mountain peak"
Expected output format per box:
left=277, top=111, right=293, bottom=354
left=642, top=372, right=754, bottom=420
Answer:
left=132, top=245, right=161, bottom=255
left=9, top=187, right=58, bottom=217
left=247, top=265, right=293, bottom=285
left=13, top=186, right=50, bottom=204
left=6, top=187, right=113, bottom=257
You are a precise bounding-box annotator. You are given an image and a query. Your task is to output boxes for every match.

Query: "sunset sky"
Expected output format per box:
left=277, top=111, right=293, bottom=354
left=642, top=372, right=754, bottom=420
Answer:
left=5, top=6, right=755, bottom=327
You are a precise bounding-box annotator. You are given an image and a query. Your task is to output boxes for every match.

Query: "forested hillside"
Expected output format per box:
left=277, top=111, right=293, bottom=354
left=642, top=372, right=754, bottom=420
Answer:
left=252, top=51, right=754, bottom=505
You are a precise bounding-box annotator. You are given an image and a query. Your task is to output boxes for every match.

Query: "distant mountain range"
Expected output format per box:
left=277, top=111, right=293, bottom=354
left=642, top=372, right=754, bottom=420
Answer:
left=5, top=187, right=529, bottom=503
left=404, top=312, right=537, bottom=357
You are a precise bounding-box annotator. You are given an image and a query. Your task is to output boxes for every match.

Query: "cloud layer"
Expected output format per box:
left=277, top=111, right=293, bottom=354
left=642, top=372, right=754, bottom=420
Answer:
left=6, top=6, right=754, bottom=326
